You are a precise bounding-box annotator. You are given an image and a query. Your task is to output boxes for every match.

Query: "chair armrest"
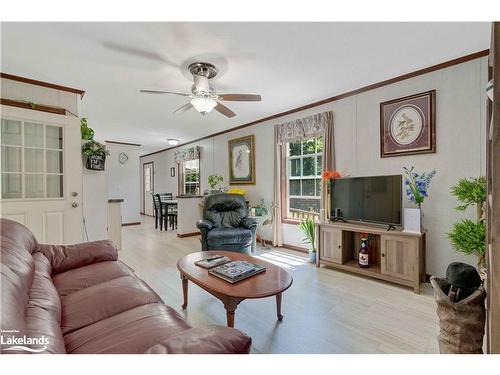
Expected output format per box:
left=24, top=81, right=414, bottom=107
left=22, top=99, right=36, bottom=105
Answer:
left=240, top=217, right=258, bottom=229
left=145, top=326, right=251, bottom=354
left=196, top=219, right=214, bottom=231
left=37, top=240, right=118, bottom=275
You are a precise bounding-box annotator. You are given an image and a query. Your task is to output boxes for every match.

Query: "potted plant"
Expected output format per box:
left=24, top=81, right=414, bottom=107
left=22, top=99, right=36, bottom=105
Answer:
left=80, top=117, right=94, bottom=140
left=447, top=177, right=486, bottom=275
left=403, top=166, right=436, bottom=231
left=253, top=199, right=269, bottom=217
left=299, top=217, right=316, bottom=263
left=207, top=174, right=225, bottom=194
left=82, top=140, right=110, bottom=171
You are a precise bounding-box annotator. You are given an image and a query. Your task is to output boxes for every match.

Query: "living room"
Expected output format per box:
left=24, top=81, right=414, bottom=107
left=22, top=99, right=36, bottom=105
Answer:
left=1, top=2, right=500, bottom=373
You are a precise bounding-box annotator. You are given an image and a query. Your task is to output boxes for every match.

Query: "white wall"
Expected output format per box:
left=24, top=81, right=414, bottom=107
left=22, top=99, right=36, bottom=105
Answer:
left=82, top=166, right=108, bottom=241
left=140, top=57, right=487, bottom=276
left=106, top=143, right=141, bottom=224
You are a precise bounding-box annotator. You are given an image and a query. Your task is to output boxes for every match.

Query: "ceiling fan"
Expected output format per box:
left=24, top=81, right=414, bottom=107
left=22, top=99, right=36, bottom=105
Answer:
left=140, top=62, right=262, bottom=118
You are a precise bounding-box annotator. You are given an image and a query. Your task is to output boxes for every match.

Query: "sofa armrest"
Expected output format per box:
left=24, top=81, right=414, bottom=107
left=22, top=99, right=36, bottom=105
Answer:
left=240, top=217, right=258, bottom=229
left=37, top=240, right=118, bottom=275
left=145, top=325, right=251, bottom=354
left=196, top=219, right=214, bottom=231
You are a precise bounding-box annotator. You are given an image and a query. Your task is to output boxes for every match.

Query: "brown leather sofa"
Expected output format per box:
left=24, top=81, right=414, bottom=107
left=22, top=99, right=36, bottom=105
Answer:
left=0, top=219, right=251, bottom=354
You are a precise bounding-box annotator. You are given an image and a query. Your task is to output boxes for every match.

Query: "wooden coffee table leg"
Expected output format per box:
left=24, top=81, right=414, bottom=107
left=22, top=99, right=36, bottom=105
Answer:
left=222, top=297, right=241, bottom=328
left=276, top=293, right=283, bottom=321
left=226, top=310, right=235, bottom=328
left=181, top=273, right=188, bottom=309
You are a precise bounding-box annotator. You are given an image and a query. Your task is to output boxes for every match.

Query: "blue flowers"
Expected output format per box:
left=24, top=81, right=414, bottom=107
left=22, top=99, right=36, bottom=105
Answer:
left=403, top=167, right=436, bottom=206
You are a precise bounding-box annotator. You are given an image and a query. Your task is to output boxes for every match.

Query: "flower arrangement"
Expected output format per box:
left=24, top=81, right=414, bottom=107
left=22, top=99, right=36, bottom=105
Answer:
left=322, top=170, right=342, bottom=180
left=403, top=166, right=436, bottom=207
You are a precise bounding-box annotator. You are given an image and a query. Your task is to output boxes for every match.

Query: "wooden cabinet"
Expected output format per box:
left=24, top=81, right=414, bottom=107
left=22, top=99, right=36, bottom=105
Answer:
left=380, top=235, right=417, bottom=282
left=319, top=226, right=344, bottom=264
left=316, top=221, right=425, bottom=293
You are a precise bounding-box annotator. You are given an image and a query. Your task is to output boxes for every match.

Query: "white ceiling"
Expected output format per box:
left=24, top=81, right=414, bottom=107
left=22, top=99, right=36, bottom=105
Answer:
left=0, top=22, right=491, bottom=154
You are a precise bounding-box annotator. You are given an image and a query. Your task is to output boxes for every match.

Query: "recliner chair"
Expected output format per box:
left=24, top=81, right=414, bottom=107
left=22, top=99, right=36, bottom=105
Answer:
left=196, top=194, right=257, bottom=254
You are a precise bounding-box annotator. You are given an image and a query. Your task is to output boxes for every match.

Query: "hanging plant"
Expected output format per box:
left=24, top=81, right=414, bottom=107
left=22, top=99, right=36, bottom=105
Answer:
left=80, top=117, right=95, bottom=140
left=81, top=140, right=110, bottom=156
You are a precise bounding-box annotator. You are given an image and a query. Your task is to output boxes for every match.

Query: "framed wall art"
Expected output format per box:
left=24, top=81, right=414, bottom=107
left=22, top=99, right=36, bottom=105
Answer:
left=380, top=90, right=436, bottom=157
left=228, top=135, right=256, bottom=185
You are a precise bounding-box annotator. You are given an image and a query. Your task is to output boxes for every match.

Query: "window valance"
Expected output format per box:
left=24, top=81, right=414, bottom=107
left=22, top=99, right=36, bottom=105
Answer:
left=276, top=111, right=332, bottom=144
left=174, top=146, right=200, bottom=163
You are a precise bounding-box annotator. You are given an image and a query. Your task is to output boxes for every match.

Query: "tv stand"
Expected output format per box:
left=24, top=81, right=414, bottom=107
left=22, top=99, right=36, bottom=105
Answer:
left=316, top=221, right=426, bottom=293
left=386, top=224, right=396, bottom=231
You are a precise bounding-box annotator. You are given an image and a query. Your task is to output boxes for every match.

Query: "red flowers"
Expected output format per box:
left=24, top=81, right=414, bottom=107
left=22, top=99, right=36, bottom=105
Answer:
left=322, top=170, right=342, bottom=181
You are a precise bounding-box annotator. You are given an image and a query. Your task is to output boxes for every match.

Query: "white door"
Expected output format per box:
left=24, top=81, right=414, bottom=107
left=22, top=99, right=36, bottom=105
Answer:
left=143, top=162, right=154, bottom=216
left=1, top=105, right=83, bottom=244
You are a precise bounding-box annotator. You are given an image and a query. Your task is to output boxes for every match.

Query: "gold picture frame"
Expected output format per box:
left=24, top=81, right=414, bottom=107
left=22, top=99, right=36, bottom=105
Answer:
left=228, top=135, right=256, bottom=185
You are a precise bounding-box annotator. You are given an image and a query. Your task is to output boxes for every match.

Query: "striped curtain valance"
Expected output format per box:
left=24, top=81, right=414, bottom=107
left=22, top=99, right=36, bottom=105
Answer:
left=174, top=146, right=200, bottom=163
left=276, top=111, right=331, bottom=144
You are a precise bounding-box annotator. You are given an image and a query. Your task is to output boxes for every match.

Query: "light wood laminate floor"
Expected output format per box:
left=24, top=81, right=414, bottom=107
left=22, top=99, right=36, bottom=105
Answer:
left=120, top=216, right=440, bottom=354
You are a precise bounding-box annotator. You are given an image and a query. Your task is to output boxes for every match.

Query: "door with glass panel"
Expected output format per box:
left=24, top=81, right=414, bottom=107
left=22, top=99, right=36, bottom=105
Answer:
left=143, top=162, right=154, bottom=216
left=0, top=105, right=83, bottom=244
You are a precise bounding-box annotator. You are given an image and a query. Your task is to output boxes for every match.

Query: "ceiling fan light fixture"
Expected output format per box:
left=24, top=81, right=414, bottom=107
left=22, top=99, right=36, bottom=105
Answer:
left=190, top=97, right=217, bottom=114
left=166, top=138, right=180, bottom=146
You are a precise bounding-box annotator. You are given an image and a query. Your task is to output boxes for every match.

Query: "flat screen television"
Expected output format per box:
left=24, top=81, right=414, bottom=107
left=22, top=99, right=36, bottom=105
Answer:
left=330, top=175, right=402, bottom=226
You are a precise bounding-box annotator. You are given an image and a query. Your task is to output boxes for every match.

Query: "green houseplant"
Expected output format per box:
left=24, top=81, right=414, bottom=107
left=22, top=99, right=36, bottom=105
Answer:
left=299, top=217, right=316, bottom=263
left=447, top=177, right=486, bottom=272
left=207, top=174, right=224, bottom=193
left=253, top=199, right=269, bottom=217
left=82, top=140, right=110, bottom=171
left=80, top=118, right=94, bottom=140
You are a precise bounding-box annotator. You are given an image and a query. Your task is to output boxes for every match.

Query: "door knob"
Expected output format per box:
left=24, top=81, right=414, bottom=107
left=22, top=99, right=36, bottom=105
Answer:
left=381, top=253, right=385, bottom=257
left=72, top=202, right=79, bottom=208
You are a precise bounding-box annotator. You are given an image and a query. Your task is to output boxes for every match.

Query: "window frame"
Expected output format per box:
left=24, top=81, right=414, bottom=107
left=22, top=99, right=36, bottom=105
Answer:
left=179, top=158, right=200, bottom=196
left=281, top=137, right=323, bottom=225
left=1, top=117, right=65, bottom=201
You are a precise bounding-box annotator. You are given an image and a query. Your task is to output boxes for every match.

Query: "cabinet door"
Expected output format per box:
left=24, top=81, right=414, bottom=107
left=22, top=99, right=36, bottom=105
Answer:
left=320, top=226, right=343, bottom=264
left=380, top=235, right=417, bottom=281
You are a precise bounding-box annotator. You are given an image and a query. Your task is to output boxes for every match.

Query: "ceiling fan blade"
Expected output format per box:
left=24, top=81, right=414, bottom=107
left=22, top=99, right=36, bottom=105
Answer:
left=140, top=89, right=190, bottom=97
left=192, top=74, right=210, bottom=92
left=173, top=102, right=194, bottom=115
left=218, top=94, right=262, bottom=102
left=214, top=102, right=236, bottom=118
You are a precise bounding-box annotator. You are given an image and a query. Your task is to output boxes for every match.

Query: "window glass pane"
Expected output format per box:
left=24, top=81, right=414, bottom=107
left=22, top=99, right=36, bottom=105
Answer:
left=25, top=148, right=44, bottom=173
left=289, top=179, right=301, bottom=195
left=46, top=126, right=63, bottom=149
left=303, top=139, right=316, bottom=155
left=1, top=119, right=22, bottom=145
left=315, top=137, right=324, bottom=153
left=25, top=174, right=44, bottom=198
left=316, top=155, right=322, bottom=175
left=1, top=173, right=22, bottom=199
left=290, top=158, right=301, bottom=176
left=289, top=198, right=320, bottom=213
left=1, top=146, right=22, bottom=172
left=302, top=179, right=315, bottom=196
left=24, top=122, right=44, bottom=148
left=302, top=157, right=315, bottom=176
left=46, top=150, right=63, bottom=173
left=315, top=178, right=322, bottom=196
left=47, top=175, right=63, bottom=198
left=289, top=142, right=301, bottom=156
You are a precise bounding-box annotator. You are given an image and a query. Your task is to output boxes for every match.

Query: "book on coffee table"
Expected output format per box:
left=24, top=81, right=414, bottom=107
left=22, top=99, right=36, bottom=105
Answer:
left=209, top=261, right=266, bottom=284
left=194, top=255, right=231, bottom=269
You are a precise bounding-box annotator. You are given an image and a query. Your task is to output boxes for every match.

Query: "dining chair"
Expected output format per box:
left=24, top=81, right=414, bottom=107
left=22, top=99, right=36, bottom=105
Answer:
left=153, top=194, right=166, bottom=230
left=158, top=193, right=177, bottom=230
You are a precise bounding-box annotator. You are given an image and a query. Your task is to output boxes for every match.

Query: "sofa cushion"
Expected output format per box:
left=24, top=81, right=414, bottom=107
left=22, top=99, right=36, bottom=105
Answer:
left=64, top=303, right=191, bottom=354
left=60, top=275, right=163, bottom=335
left=207, top=227, right=253, bottom=246
left=53, top=261, right=135, bottom=297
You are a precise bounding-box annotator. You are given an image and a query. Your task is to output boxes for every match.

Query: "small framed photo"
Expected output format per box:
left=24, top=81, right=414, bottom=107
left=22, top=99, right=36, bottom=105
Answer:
left=380, top=90, right=436, bottom=157
left=170, top=167, right=176, bottom=177
left=228, top=135, right=256, bottom=185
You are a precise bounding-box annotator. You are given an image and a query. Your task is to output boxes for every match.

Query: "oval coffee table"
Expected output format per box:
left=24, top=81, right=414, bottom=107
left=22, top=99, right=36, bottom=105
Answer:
left=177, top=250, right=293, bottom=328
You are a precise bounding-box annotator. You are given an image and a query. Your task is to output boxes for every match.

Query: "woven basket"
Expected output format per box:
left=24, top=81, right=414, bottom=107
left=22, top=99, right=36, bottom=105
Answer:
left=430, top=276, right=486, bottom=354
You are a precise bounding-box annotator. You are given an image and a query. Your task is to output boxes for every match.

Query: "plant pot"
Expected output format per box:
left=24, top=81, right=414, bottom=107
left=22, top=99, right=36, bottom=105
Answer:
left=430, top=276, right=486, bottom=353
left=85, top=152, right=106, bottom=171
left=254, top=207, right=264, bottom=216
left=308, top=251, right=316, bottom=263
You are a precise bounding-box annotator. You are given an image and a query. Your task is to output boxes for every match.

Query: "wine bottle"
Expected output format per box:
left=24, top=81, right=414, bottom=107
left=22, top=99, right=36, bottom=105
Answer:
left=359, top=237, right=369, bottom=268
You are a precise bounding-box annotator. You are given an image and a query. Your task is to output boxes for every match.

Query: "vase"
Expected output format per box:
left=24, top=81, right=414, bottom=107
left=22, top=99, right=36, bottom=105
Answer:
left=308, top=251, right=316, bottom=263
left=403, top=207, right=422, bottom=233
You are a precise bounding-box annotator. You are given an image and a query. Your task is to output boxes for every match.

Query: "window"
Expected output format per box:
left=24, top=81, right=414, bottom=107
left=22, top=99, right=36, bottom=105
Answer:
left=284, top=137, right=322, bottom=221
left=181, top=159, right=200, bottom=195
left=1, top=119, right=64, bottom=200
